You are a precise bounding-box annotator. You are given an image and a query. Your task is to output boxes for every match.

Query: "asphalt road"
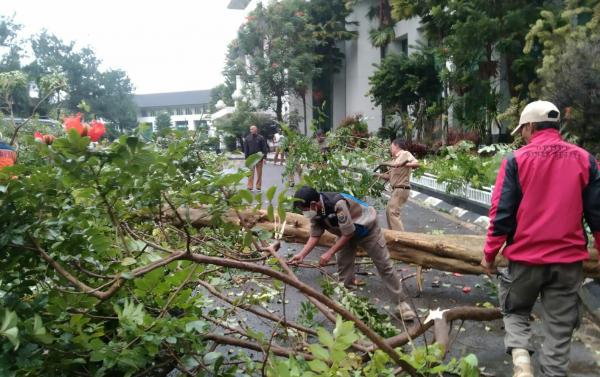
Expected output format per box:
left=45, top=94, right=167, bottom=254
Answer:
left=219, top=161, right=599, bottom=376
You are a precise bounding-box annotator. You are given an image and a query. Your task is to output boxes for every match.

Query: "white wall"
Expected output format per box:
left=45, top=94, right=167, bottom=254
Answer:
left=331, top=41, right=347, bottom=131
left=342, top=1, right=383, bottom=133
left=137, top=113, right=212, bottom=133
left=392, top=17, right=422, bottom=54
left=263, top=1, right=424, bottom=135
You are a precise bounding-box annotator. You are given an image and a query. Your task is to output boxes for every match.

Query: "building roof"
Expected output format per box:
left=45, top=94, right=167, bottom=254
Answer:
left=134, top=90, right=211, bottom=108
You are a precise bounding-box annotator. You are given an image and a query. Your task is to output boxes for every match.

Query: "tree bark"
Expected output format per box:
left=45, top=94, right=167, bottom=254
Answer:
left=302, top=92, right=307, bottom=135
left=175, top=208, right=600, bottom=278
left=276, top=95, right=283, bottom=122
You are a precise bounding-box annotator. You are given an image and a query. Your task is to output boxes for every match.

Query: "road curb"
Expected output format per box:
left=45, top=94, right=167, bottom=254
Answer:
left=383, top=189, right=490, bottom=230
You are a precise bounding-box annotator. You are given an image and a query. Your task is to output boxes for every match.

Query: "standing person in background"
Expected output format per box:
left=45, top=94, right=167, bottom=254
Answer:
left=243, top=125, right=269, bottom=192
left=377, top=139, right=419, bottom=231
left=480, top=100, right=600, bottom=377
left=273, top=128, right=285, bottom=165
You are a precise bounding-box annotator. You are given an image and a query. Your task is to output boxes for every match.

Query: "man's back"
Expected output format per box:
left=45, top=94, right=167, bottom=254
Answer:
left=487, top=129, right=598, bottom=265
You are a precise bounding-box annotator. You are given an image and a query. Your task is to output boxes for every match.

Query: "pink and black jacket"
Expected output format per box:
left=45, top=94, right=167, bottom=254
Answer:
left=484, top=129, right=600, bottom=265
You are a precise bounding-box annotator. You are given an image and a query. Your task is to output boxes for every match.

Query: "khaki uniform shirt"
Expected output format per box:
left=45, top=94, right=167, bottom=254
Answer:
left=310, top=194, right=377, bottom=238
left=388, top=150, right=416, bottom=188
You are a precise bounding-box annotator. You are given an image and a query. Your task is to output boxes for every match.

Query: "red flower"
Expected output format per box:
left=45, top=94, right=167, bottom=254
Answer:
left=271, top=63, right=279, bottom=69
left=43, top=135, right=56, bottom=145
left=34, top=131, right=55, bottom=145
left=87, top=120, right=106, bottom=142
left=295, top=11, right=304, bottom=17
left=63, top=113, right=85, bottom=136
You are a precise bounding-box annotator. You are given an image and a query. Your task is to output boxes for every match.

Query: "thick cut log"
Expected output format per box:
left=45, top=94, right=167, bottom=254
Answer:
left=176, top=208, right=600, bottom=278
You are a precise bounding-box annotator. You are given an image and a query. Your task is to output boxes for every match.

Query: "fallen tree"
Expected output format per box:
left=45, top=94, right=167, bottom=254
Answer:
left=175, top=207, right=600, bottom=278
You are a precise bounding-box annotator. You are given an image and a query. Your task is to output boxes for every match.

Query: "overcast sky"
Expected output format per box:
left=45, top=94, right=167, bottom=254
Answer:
left=0, top=0, right=251, bottom=94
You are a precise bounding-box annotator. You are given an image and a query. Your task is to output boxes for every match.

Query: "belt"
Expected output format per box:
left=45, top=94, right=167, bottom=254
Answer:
left=394, top=185, right=411, bottom=190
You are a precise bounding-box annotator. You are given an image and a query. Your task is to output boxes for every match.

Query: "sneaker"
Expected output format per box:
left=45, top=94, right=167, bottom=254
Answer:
left=512, top=348, right=533, bottom=377
left=395, top=301, right=416, bottom=321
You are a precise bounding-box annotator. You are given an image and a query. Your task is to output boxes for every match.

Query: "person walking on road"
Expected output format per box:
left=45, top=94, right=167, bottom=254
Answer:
left=480, top=100, right=600, bottom=377
left=273, top=129, right=285, bottom=165
left=289, top=185, right=416, bottom=320
left=243, top=125, right=269, bottom=192
left=377, top=139, right=420, bottom=231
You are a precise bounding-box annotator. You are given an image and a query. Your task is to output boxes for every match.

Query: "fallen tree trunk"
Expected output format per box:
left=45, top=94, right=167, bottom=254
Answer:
left=175, top=208, right=600, bottom=278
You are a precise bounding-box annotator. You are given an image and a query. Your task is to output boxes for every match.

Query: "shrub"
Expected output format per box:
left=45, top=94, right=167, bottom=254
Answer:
left=447, top=129, right=481, bottom=146
left=224, top=134, right=238, bottom=151
left=404, top=142, right=431, bottom=159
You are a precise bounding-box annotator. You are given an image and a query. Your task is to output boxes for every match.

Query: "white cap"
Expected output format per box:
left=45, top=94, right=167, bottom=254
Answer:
left=511, top=100, right=560, bottom=136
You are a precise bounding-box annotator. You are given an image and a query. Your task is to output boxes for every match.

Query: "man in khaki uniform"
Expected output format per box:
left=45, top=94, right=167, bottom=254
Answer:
left=377, top=139, right=420, bottom=231
left=288, top=186, right=416, bottom=320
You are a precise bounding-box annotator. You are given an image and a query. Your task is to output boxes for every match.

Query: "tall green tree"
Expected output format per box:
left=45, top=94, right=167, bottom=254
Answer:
left=235, top=0, right=316, bottom=123
left=209, top=83, right=234, bottom=113
left=0, top=16, right=29, bottom=117
left=306, top=0, right=356, bottom=131
left=227, top=0, right=355, bottom=132
left=526, top=0, right=600, bottom=151
left=369, top=49, right=442, bottom=142
left=90, top=69, right=138, bottom=132
left=25, top=31, right=137, bottom=131
left=390, top=0, right=548, bottom=142
left=155, top=112, right=172, bottom=136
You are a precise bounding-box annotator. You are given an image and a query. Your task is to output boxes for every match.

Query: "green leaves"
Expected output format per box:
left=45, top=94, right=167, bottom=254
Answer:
left=216, top=171, right=247, bottom=187
left=32, top=315, right=54, bottom=345
left=0, top=309, right=19, bottom=350
left=114, top=300, right=145, bottom=327
left=245, top=153, right=263, bottom=169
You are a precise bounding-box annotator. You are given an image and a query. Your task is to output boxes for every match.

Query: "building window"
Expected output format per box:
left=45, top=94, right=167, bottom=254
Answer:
left=175, top=120, right=189, bottom=130
left=177, top=107, right=184, bottom=116
left=186, top=107, right=192, bottom=115
left=194, top=120, right=208, bottom=133
left=395, top=34, right=409, bottom=56
left=141, top=110, right=148, bottom=117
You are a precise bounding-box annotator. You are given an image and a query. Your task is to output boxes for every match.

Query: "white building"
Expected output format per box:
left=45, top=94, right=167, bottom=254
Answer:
left=134, top=90, right=214, bottom=135
left=227, top=0, right=422, bottom=135
left=330, top=2, right=422, bottom=133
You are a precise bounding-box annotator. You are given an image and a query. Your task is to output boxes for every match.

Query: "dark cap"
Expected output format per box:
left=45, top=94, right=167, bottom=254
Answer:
left=293, top=186, right=319, bottom=208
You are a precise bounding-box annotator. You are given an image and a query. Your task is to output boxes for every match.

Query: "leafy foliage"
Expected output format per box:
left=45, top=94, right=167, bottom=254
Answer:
left=0, top=128, right=293, bottom=376
left=369, top=49, right=442, bottom=115
left=233, top=0, right=317, bottom=122
left=267, top=316, right=478, bottom=377
left=282, top=124, right=388, bottom=199
left=388, top=0, right=549, bottom=141
left=418, top=141, right=515, bottom=191
left=526, top=1, right=600, bottom=152
left=154, top=112, right=171, bottom=136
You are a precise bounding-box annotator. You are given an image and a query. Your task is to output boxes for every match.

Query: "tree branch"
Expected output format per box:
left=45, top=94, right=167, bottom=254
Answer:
left=202, top=333, right=314, bottom=361
left=196, top=279, right=317, bottom=336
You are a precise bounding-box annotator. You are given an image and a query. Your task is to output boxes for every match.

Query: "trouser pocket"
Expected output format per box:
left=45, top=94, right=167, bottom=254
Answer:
left=499, top=262, right=540, bottom=316
left=498, top=270, right=513, bottom=314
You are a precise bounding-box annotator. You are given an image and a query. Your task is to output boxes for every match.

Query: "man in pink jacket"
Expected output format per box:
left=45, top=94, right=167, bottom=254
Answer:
left=480, top=100, right=600, bottom=377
